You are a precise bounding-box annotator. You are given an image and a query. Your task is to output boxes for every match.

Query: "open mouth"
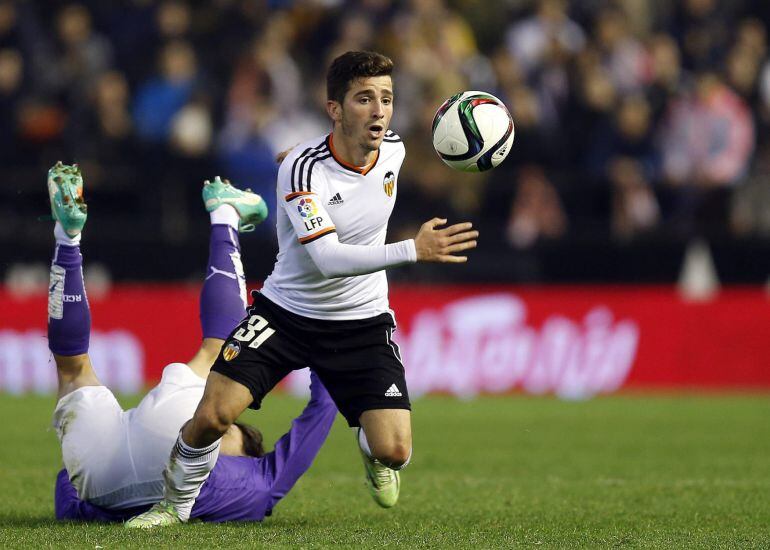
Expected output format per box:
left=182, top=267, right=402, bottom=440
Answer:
left=368, top=124, right=384, bottom=139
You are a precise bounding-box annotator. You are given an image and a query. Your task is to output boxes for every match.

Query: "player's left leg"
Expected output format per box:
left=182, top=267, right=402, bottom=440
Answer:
left=356, top=409, right=412, bottom=508
left=358, top=409, right=412, bottom=467
left=46, top=162, right=101, bottom=399
left=314, top=319, right=412, bottom=509
left=47, top=163, right=134, bottom=503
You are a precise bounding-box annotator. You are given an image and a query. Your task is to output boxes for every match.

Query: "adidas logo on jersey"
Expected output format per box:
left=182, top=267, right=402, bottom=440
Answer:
left=385, top=384, right=402, bottom=397
left=327, top=192, right=344, bottom=205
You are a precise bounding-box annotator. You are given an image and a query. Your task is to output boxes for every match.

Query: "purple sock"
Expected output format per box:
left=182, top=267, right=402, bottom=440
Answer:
left=200, top=224, right=247, bottom=339
left=48, top=244, right=91, bottom=356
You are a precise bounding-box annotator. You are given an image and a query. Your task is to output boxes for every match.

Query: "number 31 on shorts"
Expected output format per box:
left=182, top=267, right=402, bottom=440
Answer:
left=233, top=314, right=276, bottom=349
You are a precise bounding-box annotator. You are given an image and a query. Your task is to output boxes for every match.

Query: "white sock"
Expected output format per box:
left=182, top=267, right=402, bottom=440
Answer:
left=210, top=205, right=239, bottom=229
left=355, top=427, right=412, bottom=470
left=54, top=221, right=81, bottom=246
left=392, top=448, right=412, bottom=471
left=162, top=433, right=221, bottom=522
left=356, top=427, right=373, bottom=458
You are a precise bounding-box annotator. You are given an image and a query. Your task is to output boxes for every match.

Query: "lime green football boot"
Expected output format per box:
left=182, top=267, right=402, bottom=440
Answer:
left=47, top=161, right=87, bottom=237
left=360, top=446, right=400, bottom=508
left=124, top=500, right=183, bottom=529
left=202, top=176, right=268, bottom=232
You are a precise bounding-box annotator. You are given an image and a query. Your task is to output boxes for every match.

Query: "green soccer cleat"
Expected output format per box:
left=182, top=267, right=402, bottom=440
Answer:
left=360, top=446, right=400, bottom=508
left=202, top=176, right=268, bottom=233
left=124, top=500, right=183, bottom=529
left=47, top=161, right=87, bottom=237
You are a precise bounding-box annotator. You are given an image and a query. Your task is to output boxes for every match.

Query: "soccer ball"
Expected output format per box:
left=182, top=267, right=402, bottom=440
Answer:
left=431, top=91, right=515, bottom=172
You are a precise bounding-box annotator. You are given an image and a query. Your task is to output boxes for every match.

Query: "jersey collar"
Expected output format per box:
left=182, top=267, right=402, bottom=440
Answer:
left=327, top=134, right=379, bottom=176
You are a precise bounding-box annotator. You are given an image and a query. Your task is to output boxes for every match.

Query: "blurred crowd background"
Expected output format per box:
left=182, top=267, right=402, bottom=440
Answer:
left=2, top=0, right=770, bottom=285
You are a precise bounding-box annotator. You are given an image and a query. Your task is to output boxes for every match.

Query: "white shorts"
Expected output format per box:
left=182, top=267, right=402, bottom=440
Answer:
left=53, top=363, right=206, bottom=509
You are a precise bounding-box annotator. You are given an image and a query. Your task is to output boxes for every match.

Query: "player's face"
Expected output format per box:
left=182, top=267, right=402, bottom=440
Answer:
left=337, top=76, right=394, bottom=152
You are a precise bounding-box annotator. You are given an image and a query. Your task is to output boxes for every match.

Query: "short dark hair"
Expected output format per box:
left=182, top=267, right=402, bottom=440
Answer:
left=326, top=50, right=394, bottom=104
left=234, top=422, right=264, bottom=458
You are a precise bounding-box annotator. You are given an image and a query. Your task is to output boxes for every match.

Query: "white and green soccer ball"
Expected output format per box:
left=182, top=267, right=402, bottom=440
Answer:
left=431, top=91, right=515, bottom=172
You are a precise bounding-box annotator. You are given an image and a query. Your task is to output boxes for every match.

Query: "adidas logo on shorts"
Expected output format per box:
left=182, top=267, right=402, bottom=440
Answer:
left=327, top=192, right=344, bottom=205
left=385, top=383, right=402, bottom=397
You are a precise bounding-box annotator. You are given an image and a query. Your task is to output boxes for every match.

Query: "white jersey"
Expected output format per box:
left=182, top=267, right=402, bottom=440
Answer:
left=53, top=363, right=205, bottom=509
left=261, top=131, right=413, bottom=320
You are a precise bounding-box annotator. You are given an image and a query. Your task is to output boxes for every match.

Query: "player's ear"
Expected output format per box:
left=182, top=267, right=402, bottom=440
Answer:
left=326, top=100, right=342, bottom=122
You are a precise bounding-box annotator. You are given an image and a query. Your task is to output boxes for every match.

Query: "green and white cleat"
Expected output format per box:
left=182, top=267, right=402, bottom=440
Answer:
left=47, top=161, right=87, bottom=237
left=125, top=500, right=183, bottom=529
left=202, top=176, right=268, bottom=232
left=360, top=446, right=400, bottom=508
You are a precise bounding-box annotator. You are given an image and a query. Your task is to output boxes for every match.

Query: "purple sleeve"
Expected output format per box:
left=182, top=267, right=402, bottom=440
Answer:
left=263, top=371, right=338, bottom=511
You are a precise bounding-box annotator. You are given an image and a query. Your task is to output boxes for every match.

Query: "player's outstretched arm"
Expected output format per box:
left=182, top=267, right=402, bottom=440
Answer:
left=264, top=372, right=337, bottom=505
left=414, top=218, right=479, bottom=263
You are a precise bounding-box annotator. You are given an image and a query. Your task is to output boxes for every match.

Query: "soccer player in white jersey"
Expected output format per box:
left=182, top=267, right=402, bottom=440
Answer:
left=128, top=50, right=478, bottom=528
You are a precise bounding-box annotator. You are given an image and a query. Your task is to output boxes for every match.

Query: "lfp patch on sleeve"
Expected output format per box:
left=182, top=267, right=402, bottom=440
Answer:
left=284, top=192, right=336, bottom=245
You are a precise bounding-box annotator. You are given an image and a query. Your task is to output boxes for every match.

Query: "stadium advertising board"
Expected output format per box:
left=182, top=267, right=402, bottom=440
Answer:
left=1, top=286, right=769, bottom=396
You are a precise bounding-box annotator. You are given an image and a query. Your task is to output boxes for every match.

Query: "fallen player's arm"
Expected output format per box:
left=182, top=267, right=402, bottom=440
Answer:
left=262, top=371, right=338, bottom=509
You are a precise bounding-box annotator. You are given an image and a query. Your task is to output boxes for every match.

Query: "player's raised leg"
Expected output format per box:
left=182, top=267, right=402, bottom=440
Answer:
left=186, top=178, right=260, bottom=378
left=47, top=162, right=132, bottom=504
left=46, top=162, right=100, bottom=399
left=126, top=178, right=267, bottom=529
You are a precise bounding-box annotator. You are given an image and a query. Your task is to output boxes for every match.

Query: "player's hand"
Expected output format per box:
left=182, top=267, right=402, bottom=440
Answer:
left=414, top=218, right=478, bottom=263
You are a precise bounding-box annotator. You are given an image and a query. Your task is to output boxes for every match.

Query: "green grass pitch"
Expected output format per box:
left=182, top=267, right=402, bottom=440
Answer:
left=0, top=392, right=768, bottom=548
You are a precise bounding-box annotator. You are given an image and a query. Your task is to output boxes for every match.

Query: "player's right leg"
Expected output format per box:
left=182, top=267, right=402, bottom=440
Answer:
left=125, top=180, right=264, bottom=506
left=126, top=178, right=268, bottom=529
left=123, top=371, right=255, bottom=528
left=186, top=177, right=262, bottom=378
left=127, top=298, right=301, bottom=528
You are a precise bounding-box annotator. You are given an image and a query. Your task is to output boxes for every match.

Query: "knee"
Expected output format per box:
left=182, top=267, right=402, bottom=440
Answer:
left=372, top=441, right=412, bottom=468
left=190, top=403, right=235, bottom=442
left=54, top=354, right=96, bottom=382
left=54, top=354, right=100, bottom=399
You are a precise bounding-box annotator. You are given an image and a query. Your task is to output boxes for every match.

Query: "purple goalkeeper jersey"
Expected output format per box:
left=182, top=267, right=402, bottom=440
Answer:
left=54, top=373, right=337, bottom=523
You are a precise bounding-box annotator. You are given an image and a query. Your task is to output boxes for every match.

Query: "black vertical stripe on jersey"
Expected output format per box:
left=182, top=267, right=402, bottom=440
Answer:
left=290, top=140, right=326, bottom=192
left=290, top=147, right=312, bottom=193
left=305, top=153, right=331, bottom=192
left=296, top=142, right=329, bottom=192
left=298, top=146, right=329, bottom=193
